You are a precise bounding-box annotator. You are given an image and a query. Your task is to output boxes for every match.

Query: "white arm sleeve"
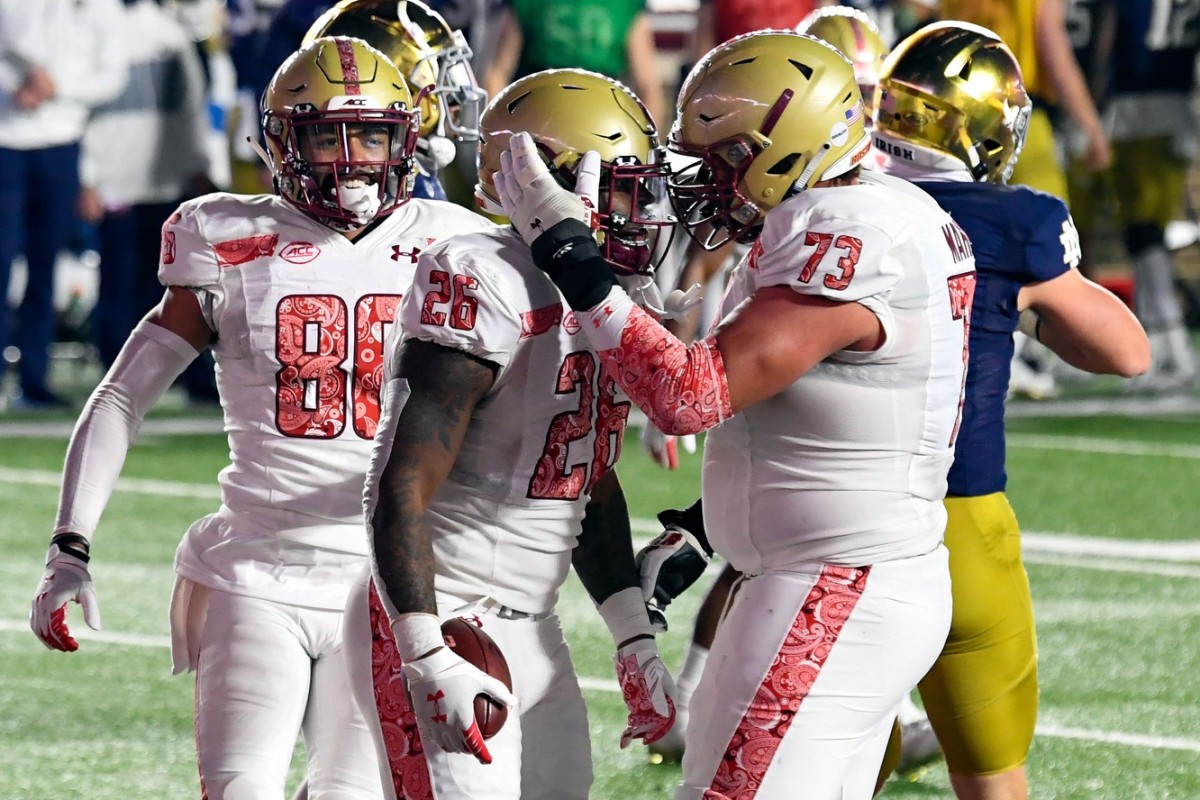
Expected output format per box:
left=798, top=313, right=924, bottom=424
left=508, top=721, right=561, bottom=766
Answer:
left=53, top=320, right=201, bottom=540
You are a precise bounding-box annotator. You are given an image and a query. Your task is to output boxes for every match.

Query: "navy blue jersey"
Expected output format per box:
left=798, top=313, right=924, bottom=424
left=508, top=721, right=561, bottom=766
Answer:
left=916, top=182, right=1079, bottom=497
left=413, top=172, right=449, bottom=202
left=1112, top=0, right=1200, bottom=94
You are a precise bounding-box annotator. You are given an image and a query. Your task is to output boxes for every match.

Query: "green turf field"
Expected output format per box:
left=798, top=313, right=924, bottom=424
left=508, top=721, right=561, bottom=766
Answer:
left=1, top=395, right=1198, bottom=798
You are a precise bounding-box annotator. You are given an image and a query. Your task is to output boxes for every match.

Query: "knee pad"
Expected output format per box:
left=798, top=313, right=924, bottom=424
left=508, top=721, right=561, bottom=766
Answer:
left=1124, top=222, right=1165, bottom=258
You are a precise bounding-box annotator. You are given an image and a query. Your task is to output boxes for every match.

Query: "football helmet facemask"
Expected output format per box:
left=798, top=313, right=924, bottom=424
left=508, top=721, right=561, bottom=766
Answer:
left=796, top=6, right=889, bottom=113
left=476, top=69, right=672, bottom=275
left=668, top=31, right=871, bottom=250
left=874, top=21, right=1031, bottom=183
left=262, top=36, right=421, bottom=230
left=305, top=0, right=486, bottom=142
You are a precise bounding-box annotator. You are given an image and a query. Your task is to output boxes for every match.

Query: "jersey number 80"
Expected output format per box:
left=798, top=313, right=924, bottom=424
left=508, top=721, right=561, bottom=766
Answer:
left=275, top=293, right=401, bottom=440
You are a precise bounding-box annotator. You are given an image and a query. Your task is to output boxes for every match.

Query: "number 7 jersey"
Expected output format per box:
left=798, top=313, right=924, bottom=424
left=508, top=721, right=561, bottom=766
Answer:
left=367, top=226, right=632, bottom=615
left=159, top=192, right=495, bottom=610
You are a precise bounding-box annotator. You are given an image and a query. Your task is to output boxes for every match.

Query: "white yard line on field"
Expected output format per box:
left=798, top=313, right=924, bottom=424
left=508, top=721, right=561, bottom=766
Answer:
left=0, top=417, right=224, bottom=439
left=0, top=466, right=221, bottom=500
left=1, top=464, right=1196, bottom=566
left=1008, top=433, right=1200, bottom=459
left=2, top=619, right=1197, bottom=755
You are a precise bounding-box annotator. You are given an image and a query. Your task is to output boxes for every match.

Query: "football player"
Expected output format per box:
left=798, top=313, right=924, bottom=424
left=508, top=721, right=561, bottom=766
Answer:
left=872, top=22, right=1148, bottom=800
left=1103, top=0, right=1200, bottom=389
left=640, top=10, right=940, bottom=777
left=303, top=0, right=488, bottom=201
left=344, top=68, right=678, bottom=800
left=30, top=37, right=495, bottom=800
left=497, top=31, right=972, bottom=799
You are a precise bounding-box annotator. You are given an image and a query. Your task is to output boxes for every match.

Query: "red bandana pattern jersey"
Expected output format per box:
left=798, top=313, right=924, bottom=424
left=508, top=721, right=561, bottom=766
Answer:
left=158, top=192, right=495, bottom=610
left=365, top=226, right=633, bottom=617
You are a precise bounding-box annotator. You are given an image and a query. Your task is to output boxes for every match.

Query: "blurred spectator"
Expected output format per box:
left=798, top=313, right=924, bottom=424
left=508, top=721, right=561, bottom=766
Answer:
left=482, top=0, right=668, bottom=130
left=1105, top=0, right=1200, bottom=390
left=0, top=0, right=129, bottom=408
left=79, top=0, right=219, bottom=403
left=1062, top=0, right=1116, bottom=278
left=691, top=0, right=823, bottom=63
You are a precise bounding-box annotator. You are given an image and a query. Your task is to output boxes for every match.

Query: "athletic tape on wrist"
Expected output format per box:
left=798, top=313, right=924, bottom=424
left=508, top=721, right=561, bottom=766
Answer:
left=391, top=613, right=446, bottom=663
left=599, top=586, right=657, bottom=646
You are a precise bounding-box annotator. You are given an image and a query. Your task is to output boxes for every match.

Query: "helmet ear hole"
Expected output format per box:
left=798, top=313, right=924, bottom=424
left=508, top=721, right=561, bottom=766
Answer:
left=767, top=153, right=801, bottom=176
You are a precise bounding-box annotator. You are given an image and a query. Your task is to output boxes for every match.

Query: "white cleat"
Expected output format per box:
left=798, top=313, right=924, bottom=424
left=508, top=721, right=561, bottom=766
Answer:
left=1008, top=357, right=1060, bottom=400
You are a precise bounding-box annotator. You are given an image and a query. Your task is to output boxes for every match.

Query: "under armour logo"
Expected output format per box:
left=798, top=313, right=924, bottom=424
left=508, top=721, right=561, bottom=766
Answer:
left=428, top=690, right=448, bottom=723
left=392, top=245, right=422, bottom=263
left=531, top=217, right=544, bottom=231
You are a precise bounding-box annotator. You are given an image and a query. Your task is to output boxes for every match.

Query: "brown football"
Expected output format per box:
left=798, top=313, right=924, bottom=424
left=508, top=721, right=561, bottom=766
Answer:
left=441, top=616, right=513, bottom=739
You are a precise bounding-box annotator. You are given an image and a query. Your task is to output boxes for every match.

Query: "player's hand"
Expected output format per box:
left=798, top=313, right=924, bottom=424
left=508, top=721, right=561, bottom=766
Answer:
left=31, top=541, right=102, bottom=652
left=493, top=131, right=599, bottom=247
left=636, top=503, right=712, bottom=625
left=401, top=646, right=516, bottom=764
left=640, top=424, right=697, bottom=470
left=614, top=637, right=677, bottom=748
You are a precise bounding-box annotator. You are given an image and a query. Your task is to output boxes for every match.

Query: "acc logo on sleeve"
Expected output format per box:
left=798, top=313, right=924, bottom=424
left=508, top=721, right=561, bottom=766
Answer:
left=280, top=241, right=321, bottom=264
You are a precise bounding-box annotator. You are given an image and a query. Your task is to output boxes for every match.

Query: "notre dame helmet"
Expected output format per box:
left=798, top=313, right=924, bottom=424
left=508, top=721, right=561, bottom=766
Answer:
left=668, top=31, right=871, bottom=250
left=304, top=0, right=486, bottom=141
left=262, top=37, right=421, bottom=229
left=874, top=21, right=1031, bottom=183
left=476, top=69, right=672, bottom=274
left=796, top=6, right=889, bottom=112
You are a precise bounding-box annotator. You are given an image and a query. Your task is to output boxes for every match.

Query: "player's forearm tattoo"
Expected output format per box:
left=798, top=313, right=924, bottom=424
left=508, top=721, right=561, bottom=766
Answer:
left=373, top=341, right=497, bottom=616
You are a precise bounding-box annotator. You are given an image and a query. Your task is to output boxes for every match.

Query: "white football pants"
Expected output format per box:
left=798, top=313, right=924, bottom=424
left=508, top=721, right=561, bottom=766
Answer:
left=193, top=589, right=384, bottom=800
left=343, top=570, right=592, bottom=800
left=677, top=546, right=951, bottom=800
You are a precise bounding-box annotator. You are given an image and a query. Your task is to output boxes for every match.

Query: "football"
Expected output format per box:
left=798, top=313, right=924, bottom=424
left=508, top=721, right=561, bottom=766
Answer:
left=441, top=616, right=513, bottom=739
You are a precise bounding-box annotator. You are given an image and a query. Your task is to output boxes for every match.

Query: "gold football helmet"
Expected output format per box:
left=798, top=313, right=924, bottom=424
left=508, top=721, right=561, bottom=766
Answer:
left=796, top=7, right=889, bottom=111
left=669, top=31, right=871, bottom=249
left=262, top=37, right=421, bottom=229
left=476, top=69, right=672, bottom=274
left=305, top=0, right=486, bottom=141
left=874, top=21, right=1031, bottom=183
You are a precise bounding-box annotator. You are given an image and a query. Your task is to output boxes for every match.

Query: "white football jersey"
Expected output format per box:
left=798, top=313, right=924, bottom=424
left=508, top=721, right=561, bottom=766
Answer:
left=160, top=192, right=495, bottom=609
left=366, top=227, right=631, bottom=615
left=703, top=171, right=976, bottom=570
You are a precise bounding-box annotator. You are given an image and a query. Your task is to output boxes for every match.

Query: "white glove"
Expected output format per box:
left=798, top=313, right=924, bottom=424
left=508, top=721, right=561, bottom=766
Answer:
left=614, top=637, right=677, bottom=748
left=31, top=542, right=102, bottom=652
left=636, top=506, right=712, bottom=623
left=401, top=646, right=517, bottom=764
left=493, top=131, right=599, bottom=246
left=640, top=424, right=697, bottom=470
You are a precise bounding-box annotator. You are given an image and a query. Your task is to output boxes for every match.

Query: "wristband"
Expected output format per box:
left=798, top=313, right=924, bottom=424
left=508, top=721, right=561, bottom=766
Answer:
left=1017, top=308, right=1042, bottom=342
left=390, top=612, right=445, bottom=663
left=598, top=586, right=657, bottom=646
left=529, top=219, right=616, bottom=311
left=49, top=532, right=91, bottom=564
